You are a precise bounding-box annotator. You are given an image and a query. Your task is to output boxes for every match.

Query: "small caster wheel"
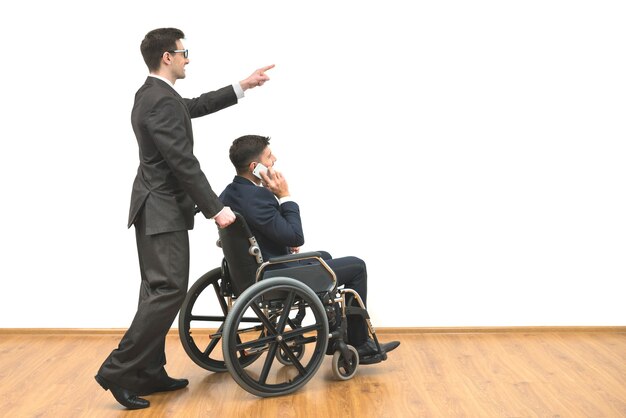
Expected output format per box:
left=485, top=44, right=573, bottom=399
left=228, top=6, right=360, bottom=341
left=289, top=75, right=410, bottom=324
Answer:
left=332, top=345, right=359, bottom=380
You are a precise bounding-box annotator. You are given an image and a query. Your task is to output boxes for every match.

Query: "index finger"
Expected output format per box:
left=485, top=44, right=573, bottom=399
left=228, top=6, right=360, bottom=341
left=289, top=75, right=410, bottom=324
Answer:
left=259, top=64, right=275, bottom=73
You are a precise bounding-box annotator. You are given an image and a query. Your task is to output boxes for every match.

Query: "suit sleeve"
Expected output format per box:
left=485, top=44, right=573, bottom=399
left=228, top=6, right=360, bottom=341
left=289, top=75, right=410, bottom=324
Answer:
left=147, top=96, right=223, bottom=218
left=183, top=85, right=238, bottom=118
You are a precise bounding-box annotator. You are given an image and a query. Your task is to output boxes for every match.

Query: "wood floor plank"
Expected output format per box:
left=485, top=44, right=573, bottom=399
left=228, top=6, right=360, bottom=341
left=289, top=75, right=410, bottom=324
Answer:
left=0, top=332, right=624, bottom=417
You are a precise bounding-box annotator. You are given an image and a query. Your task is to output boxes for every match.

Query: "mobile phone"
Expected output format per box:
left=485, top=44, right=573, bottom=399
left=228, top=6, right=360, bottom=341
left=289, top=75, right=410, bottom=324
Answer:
left=252, top=163, right=268, bottom=179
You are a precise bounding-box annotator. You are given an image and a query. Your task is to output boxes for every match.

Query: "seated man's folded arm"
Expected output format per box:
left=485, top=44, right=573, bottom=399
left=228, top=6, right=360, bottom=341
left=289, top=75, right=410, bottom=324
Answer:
left=254, top=196, right=304, bottom=247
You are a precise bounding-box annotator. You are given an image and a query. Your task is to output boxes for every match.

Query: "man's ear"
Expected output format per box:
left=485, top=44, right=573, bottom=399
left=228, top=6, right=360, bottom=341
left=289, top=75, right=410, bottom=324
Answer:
left=162, top=51, right=171, bottom=66
left=248, top=162, right=257, bottom=172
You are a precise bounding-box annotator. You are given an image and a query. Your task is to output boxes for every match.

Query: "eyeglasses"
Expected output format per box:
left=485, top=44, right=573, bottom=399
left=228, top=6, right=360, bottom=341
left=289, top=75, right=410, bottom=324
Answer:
left=167, top=49, right=189, bottom=59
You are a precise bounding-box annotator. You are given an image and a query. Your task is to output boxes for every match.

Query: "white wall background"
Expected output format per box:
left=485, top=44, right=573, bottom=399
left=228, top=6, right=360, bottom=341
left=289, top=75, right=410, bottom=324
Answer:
left=1, top=1, right=624, bottom=328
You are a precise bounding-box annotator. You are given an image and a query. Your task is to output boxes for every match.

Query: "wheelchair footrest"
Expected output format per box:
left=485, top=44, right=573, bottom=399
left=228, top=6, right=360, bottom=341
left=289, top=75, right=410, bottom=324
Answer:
left=359, top=352, right=388, bottom=365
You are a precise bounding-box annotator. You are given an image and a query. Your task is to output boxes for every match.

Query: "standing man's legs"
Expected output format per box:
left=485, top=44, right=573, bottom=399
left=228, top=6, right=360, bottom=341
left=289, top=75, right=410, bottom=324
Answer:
left=97, top=213, right=189, bottom=395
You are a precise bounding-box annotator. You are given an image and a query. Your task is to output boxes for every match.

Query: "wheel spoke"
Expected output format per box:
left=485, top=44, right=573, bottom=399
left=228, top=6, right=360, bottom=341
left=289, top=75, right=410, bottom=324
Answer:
left=276, top=291, right=296, bottom=334
left=281, top=323, right=322, bottom=341
left=213, top=281, right=230, bottom=315
left=278, top=340, right=307, bottom=375
left=250, top=302, right=278, bottom=336
left=203, top=323, right=224, bottom=356
left=259, top=342, right=280, bottom=384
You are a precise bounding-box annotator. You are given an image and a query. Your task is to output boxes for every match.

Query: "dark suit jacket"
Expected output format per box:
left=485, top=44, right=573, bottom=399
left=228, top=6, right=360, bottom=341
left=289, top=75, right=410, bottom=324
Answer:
left=220, top=176, right=304, bottom=260
left=128, top=77, right=238, bottom=235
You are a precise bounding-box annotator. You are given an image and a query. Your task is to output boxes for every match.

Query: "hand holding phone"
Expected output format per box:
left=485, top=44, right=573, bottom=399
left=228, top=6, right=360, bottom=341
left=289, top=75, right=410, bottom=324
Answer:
left=255, top=165, right=290, bottom=198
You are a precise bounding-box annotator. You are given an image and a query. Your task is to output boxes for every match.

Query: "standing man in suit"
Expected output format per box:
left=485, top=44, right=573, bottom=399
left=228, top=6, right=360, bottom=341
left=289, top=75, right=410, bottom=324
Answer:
left=95, top=28, right=274, bottom=410
left=219, top=135, right=400, bottom=364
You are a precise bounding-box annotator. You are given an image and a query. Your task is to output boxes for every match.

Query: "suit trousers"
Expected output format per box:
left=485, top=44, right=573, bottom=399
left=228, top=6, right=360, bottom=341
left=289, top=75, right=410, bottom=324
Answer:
left=98, top=213, right=190, bottom=393
left=323, top=255, right=369, bottom=346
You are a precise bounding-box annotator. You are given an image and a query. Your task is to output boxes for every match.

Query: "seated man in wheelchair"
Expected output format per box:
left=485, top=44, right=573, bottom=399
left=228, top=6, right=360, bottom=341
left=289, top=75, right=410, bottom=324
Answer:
left=219, top=134, right=399, bottom=363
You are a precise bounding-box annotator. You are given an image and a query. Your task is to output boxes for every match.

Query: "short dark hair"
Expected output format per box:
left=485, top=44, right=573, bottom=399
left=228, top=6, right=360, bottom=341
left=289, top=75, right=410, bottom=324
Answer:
left=140, top=28, right=185, bottom=72
left=229, top=135, right=271, bottom=174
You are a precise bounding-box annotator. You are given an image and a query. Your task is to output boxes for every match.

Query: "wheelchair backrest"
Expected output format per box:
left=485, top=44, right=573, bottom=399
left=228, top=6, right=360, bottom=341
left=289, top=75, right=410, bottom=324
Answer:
left=217, top=212, right=262, bottom=296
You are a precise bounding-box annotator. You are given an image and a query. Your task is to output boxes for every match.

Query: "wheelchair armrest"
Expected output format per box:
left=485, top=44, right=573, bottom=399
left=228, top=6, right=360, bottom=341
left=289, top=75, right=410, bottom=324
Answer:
left=262, top=259, right=336, bottom=294
left=268, top=251, right=323, bottom=264
left=257, top=251, right=337, bottom=293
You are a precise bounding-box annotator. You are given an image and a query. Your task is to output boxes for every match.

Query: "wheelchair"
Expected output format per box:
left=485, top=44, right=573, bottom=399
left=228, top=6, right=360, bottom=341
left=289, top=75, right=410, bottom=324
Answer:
left=178, top=212, right=388, bottom=397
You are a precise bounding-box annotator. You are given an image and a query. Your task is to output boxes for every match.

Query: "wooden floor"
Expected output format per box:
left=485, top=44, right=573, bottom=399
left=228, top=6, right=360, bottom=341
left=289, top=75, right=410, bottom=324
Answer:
left=0, top=330, right=624, bottom=417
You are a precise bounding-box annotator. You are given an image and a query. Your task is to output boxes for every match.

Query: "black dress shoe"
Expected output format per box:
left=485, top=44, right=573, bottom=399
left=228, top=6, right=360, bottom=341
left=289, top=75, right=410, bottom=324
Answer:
left=139, top=377, right=189, bottom=396
left=381, top=340, right=400, bottom=354
left=95, top=374, right=150, bottom=410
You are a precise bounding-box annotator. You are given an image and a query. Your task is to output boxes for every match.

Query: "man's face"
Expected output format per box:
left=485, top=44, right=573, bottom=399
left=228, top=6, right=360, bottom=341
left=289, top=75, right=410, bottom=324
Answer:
left=170, top=40, right=189, bottom=80
left=257, top=146, right=277, bottom=169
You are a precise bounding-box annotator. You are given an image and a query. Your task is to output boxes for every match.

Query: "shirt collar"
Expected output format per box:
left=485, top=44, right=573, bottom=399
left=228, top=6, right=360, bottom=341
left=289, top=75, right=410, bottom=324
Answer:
left=149, top=74, right=175, bottom=89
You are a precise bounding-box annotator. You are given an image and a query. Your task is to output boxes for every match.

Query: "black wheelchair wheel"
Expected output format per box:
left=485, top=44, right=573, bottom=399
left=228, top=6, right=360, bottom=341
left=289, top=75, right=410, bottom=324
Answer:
left=222, top=277, right=329, bottom=397
left=331, top=345, right=359, bottom=380
left=179, top=267, right=262, bottom=372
